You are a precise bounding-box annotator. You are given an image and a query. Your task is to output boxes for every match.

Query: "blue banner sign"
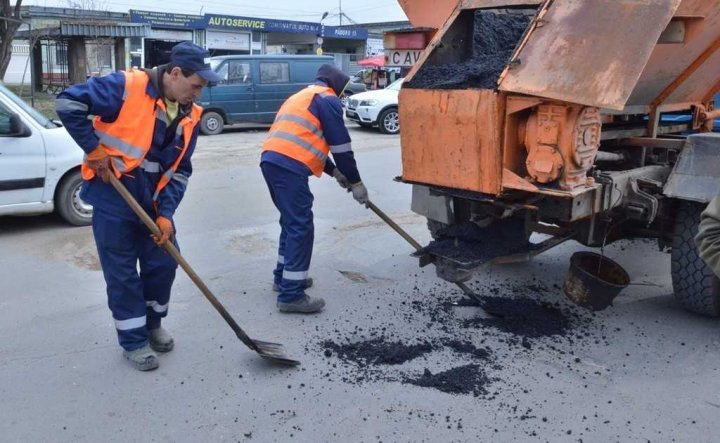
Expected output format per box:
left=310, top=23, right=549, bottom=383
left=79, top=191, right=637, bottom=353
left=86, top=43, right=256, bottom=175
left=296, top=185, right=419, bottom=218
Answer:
left=130, top=10, right=206, bottom=30
left=324, top=26, right=369, bottom=40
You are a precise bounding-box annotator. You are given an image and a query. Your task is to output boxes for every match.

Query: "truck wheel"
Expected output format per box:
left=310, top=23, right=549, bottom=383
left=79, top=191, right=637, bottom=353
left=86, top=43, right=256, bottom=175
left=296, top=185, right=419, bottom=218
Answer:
left=671, top=200, right=720, bottom=317
left=378, top=108, right=400, bottom=134
left=200, top=111, right=224, bottom=135
left=56, top=170, right=92, bottom=226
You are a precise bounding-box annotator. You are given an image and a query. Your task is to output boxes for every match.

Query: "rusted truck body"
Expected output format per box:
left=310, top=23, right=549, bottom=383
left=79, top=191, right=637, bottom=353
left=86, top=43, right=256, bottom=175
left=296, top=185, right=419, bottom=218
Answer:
left=396, top=0, right=720, bottom=315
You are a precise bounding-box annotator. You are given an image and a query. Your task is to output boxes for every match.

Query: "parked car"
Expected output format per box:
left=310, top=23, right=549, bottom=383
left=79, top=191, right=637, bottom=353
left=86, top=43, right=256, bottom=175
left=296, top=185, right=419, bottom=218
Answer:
left=198, top=55, right=335, bottom=135
left=0, top=83, right=91, bottom=225
left=345, top=78, right=404, bottom=134
left=340, top=80, right=367, bottom=108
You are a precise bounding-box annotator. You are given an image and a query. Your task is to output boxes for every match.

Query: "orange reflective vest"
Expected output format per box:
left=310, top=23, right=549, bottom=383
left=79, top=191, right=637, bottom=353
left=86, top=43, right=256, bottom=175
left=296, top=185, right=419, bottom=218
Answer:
left=82, top=69, right=202, bottom=200
left=262, top=85, right=334, bottom=177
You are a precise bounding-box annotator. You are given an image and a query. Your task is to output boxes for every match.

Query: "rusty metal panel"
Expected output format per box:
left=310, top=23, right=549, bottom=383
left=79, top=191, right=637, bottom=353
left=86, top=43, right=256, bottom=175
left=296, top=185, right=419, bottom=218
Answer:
left=399, top=89, right=503, bottom=195
left=626, top=1, right=720, bottom=107
left=397, top=0, right=459, bottom=28
left=664, top=133, right=720, bottom=203
left=462, top=0, right=542, bottom=7
left=499, top=0, right=681, bottom=110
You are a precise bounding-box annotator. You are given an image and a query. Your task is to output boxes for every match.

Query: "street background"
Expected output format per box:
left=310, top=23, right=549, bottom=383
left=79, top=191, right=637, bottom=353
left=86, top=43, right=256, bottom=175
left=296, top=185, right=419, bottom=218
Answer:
left=1, top=124, right=719, bottom=442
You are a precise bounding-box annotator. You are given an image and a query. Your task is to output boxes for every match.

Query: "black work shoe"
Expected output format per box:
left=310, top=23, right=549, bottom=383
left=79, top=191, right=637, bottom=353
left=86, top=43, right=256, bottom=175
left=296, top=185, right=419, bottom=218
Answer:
left=277, top=295, right=326, bottom=314
left=272, top=277, right=314, bottom=293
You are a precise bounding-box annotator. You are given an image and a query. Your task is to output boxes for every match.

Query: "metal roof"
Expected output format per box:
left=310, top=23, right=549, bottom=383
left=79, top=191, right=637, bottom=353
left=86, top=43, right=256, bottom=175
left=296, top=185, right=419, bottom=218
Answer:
left=60, top=23, right=149, bottom=37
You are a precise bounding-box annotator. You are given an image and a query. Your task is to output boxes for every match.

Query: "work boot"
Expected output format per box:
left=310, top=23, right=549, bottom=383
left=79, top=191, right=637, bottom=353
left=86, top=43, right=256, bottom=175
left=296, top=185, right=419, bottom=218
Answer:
left=123, top=345, right=159, bottom=371
left=273, top=277, right=314, bottom=293
left=277, top=295, right=326, bottom=314
left=148, top=327, right=174, bottom=353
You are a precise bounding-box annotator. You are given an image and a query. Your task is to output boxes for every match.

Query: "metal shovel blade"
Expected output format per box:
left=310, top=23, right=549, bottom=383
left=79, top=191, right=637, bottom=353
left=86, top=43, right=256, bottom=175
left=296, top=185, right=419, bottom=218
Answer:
left=253, top=340, right=301, bottom=366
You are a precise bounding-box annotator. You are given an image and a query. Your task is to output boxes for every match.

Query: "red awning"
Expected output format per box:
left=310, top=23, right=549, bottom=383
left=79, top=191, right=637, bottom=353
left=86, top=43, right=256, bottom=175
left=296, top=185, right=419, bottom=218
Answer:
left=357, top=55, right=386, bottom=67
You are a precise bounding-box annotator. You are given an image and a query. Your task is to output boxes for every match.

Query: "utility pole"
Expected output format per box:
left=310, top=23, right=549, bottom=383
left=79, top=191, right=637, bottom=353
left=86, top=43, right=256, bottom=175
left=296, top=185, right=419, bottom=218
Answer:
left=339, top=0, right=342, bottom=25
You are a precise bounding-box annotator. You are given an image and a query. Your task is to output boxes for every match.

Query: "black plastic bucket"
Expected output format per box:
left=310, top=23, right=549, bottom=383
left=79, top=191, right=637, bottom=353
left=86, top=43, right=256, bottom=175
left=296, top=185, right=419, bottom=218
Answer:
left=563, top=251, right=630, bottom=311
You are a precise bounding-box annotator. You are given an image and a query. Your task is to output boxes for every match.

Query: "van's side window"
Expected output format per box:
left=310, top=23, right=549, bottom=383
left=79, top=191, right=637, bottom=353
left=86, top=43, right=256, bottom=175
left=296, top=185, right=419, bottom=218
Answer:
left=217, top=61, right=252, bottom=85
left=0, top=102, right=13, bottom=135
left=259, top=62, right=290, bottom=84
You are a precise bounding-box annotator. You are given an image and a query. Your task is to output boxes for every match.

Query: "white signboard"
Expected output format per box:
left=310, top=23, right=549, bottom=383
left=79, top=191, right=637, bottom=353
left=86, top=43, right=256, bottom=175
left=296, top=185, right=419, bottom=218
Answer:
left=386, top=49, right=423, bottom=67
left=206, top=30, right=251, bottom=51
left=147, top=28, right=193, bottom=41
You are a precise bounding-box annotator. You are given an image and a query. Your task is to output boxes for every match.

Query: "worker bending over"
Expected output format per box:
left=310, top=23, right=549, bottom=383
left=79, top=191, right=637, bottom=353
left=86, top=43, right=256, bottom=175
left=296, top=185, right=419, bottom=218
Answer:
left=261, top=64, right=368, bottom=314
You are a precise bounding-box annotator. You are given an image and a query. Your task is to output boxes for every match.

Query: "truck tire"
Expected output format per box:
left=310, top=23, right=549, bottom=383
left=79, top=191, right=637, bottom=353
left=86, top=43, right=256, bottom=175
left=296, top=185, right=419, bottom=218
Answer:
left=671, top=200, right=720, bottom=317
left=56, top=170, right=92, bottom=226
left=200, top=111, right=224, bottom=135
left=378, top=107, right=400, bottom=134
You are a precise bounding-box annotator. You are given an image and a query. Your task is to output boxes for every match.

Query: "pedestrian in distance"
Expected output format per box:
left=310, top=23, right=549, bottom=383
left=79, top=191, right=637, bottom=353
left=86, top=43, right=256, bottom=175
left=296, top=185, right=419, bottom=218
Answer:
left=56, top=41, right=222, bottom=371
left=261, top=64, right=369, bottom=314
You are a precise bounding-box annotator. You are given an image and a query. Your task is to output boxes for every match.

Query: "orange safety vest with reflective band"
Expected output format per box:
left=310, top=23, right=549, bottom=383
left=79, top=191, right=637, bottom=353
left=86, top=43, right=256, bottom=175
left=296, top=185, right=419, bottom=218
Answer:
left=262, top=85, right=334, bottom=177
left=82, top=69, right=202, bottom=201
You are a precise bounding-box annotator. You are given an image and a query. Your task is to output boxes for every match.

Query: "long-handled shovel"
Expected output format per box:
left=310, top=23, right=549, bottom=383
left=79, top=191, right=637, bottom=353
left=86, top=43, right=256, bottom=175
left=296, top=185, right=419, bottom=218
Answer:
left=366, top=200, right=501, bottom=316
left=108, top=174, right=300, bottom=366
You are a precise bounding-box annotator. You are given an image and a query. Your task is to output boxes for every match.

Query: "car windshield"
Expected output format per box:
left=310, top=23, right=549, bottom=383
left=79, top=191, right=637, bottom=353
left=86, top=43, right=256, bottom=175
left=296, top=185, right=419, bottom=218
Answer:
left=0, top=83, right=55, bottom=128
left=386, top=78, right=404, bottom=91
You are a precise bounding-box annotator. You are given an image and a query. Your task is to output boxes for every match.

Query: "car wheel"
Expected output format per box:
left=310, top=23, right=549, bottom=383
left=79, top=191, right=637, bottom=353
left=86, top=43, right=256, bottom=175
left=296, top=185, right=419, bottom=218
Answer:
left=56, top=170, right=92, bottom=226
left=201, top=111, right=224, bottom=135
left=340, top=93, right=352, bottom=108
left=378, top=107, right=400, bottom=134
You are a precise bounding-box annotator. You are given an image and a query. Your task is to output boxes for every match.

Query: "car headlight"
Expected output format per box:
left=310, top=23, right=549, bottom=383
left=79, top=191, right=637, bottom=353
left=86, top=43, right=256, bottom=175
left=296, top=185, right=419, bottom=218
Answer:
left=359, top=99, right=379, bottom=107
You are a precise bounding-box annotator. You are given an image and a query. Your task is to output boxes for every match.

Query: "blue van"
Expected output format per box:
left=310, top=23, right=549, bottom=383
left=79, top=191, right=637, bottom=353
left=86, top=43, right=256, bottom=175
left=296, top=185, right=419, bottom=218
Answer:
left=197, top=55, right=335, bottom=135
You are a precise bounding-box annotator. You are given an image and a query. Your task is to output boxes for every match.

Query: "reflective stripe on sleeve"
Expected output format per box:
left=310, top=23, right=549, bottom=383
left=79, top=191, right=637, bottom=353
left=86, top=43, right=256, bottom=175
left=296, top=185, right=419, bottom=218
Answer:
left=140, top=160, right=161, bottom=173
left=330, top=142, right=352, bottom=154
left=55, top=98, right=88, bottom=112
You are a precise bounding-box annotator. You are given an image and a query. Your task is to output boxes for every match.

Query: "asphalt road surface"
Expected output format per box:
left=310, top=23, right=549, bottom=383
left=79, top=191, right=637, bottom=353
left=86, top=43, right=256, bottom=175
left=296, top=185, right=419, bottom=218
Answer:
left=1, top=122, right=719, bottom=442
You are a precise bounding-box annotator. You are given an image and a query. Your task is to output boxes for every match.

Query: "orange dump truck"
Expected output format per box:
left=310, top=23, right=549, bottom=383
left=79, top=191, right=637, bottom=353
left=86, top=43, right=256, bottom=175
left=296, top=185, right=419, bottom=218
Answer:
left=395, top=0, right=720, bottom=315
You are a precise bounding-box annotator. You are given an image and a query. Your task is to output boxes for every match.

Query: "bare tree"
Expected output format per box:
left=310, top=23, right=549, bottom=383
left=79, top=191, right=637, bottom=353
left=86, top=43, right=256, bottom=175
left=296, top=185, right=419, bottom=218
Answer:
left=0, top=0, right=23, bottom=80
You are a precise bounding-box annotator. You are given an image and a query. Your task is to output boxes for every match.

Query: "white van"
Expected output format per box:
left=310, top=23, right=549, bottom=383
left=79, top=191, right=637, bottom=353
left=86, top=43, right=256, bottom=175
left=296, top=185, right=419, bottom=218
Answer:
left=0, top=83, right=91, bottom=225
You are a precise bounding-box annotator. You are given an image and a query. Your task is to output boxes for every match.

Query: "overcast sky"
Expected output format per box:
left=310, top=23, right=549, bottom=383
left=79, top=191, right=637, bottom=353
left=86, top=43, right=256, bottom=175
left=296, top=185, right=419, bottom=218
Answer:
left=20, top=0, right=408, bottom=25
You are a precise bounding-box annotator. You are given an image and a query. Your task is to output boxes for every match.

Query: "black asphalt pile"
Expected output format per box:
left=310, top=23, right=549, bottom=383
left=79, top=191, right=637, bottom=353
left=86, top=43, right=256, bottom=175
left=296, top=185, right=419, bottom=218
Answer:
left=322, top=337, right=435, bottom=367
left=442, top=339, right=490, bottom=360
left=463, top=296, right=571, bottom=338
left=405, top=365, right=491, bottom=397
left=407, top=10, right=533, bottom=90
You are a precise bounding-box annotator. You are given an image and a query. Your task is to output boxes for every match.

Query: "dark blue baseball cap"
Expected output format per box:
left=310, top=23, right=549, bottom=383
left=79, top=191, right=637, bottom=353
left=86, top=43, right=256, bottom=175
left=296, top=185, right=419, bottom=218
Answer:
left=170, top=41, right=223, bottom=82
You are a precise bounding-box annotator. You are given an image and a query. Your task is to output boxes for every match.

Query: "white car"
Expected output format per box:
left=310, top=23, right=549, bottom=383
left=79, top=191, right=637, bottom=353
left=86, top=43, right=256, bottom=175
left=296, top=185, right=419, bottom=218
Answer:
left=345, top=78, right=403, bottom=134
left=0, top=83, right=92, bottom=225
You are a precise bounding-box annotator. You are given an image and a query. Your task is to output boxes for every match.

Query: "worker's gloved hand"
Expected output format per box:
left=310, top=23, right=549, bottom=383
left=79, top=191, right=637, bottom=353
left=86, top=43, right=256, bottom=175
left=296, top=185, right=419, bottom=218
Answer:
left=86, top=148, right=111, bottom=183
left=332, top=169, right=351, bottom=190
left=350, top=181, right=369, bottom=206
left=153, top=216, right=174, bottom=246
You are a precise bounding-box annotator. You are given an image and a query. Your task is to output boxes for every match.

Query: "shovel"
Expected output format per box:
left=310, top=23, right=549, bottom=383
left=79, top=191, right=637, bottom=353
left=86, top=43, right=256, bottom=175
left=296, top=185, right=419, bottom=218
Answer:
left=365, top=200, right=501, bottom=316
left=108, top=174, right=300, bottom=366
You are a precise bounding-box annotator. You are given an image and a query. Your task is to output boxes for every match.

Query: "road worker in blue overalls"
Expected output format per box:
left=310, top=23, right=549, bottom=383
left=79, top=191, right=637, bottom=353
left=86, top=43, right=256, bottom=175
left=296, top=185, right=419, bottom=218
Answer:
left=261, top=64, right=368, bottom=314
left=56, top=42, right=221, bottom=371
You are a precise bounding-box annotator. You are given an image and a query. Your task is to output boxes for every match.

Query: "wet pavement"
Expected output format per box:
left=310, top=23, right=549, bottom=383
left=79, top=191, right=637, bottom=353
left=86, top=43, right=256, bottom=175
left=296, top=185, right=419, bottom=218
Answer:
left=1, top=123, right=719, bottom=442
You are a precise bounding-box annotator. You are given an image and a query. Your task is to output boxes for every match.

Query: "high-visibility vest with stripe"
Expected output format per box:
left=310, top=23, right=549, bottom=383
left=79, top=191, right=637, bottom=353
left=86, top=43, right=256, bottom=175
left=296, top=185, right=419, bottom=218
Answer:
left=83, top=69, right=202, bottom=200
left=262, top=85, right=334, bottom=177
